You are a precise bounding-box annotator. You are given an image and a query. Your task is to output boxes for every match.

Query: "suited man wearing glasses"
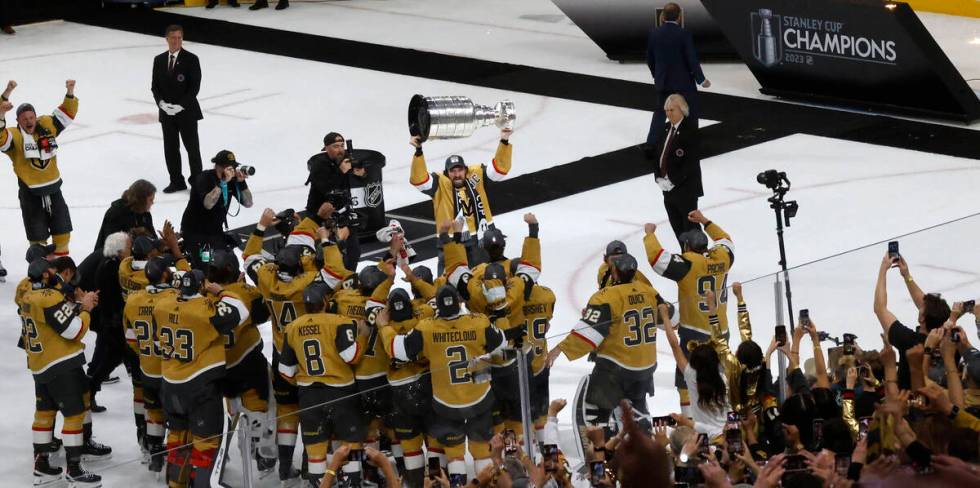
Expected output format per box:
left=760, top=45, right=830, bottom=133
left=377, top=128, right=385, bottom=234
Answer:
left=151, top=24, right=203, bottom=194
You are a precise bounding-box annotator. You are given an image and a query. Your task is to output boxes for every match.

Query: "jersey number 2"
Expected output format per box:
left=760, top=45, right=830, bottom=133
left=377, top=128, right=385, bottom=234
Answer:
left=446, top=345, right=471, bottom=385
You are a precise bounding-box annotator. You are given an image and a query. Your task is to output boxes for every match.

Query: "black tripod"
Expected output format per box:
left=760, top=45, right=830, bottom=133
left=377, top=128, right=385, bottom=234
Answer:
left=758, top=170, right=799, bottom=328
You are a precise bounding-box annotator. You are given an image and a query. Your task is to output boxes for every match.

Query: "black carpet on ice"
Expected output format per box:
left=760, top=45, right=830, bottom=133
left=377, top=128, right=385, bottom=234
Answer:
left=70, top=8, right=980, bottom=261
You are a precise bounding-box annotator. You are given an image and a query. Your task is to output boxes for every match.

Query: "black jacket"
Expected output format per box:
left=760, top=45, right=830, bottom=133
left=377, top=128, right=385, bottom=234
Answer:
left=305, top=152, right=350, bottom=215
left=654, top=116, right=703, bottom=197
left=647, top=22, right=706, bottom=92
left=76, top=250, right=105, bottom=331
left=181, top=169, right=248, bottom=237
left=94, top=256, right=123, bottom=331
left=151, top=49, right=203, bottom=122
left=94, top=198, right=154, bottom=251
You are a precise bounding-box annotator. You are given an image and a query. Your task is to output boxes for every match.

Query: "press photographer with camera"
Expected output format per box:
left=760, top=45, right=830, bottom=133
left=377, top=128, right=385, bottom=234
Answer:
left=180, top=149, right=253, bottom=269
left=306, top=132, right=365, bottom=270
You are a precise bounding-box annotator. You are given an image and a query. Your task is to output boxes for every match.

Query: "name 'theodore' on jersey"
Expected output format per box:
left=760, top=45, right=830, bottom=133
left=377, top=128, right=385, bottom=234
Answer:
left=391, top=314, right=505, bottom=415
left=152, top=292, right=249, bottom=384
left=558, top=281, right=664, bottom=374
left=19, top=287, right=91, bottom=382
left=278, top=313, right=363, bottom=387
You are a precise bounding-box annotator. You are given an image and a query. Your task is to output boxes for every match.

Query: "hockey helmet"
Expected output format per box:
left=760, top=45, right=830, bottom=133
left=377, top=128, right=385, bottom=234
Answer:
left=387, top=288, right=414, bottom=322
left=358, top=266, right=388, bottom=295
left=412, top=265, right=434, bottom=285
left=27, top=258, right=54, bottom=283
left=679, top=229, right=709, bottom=253
left=610, top=253, right=638, bottom=284
left=303, top=281, right=332, bottom=308
left=276, top=245, right=304, bottom=276
left=208, top=249, right=240, bottom=284
left=481, top=227, right=507, bottom=259
left=145, top=255, right=176, bottom=285
left=483, top=262, right=507, bottom=283
left=604, top=240, right=627, bottom=259
left=25, top=243, right=56, bottom=263
left=180, top=269, right=206, bottom=296
left=435, top=284, right=463, bottom=318
left=132, top=236, right=158, bottom=260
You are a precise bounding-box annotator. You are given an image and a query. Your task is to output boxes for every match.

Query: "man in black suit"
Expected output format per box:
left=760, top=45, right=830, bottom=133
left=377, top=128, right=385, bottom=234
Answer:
left=654, top=94, right=702, bottom=243
left=646, top=3, right=709, bottom=150
left=151, top=24, right=203, bottom=194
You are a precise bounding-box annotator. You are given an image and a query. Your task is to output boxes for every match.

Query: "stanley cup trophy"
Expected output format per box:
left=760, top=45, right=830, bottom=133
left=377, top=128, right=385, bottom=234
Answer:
left=408, top=94, right=516, bottom=142
left=755, top=8, right=778, bottom=67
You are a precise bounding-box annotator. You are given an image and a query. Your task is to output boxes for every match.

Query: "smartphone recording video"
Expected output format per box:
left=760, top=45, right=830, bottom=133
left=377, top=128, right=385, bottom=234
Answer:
left=800, top=309, right=810, bottom=328
left=775, top=325, right=787, bottom=346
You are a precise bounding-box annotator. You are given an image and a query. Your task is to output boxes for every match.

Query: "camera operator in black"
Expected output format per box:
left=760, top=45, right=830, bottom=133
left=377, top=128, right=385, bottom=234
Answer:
left=181, top=149, right=252, bottom=270
left=306, top=132, right=362, bottom=269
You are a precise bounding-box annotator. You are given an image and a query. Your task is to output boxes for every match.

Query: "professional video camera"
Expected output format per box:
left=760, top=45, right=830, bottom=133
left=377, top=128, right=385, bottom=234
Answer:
left=323, top=189, right=360, bottom=230
left=346, top=139, right=364, bottom=170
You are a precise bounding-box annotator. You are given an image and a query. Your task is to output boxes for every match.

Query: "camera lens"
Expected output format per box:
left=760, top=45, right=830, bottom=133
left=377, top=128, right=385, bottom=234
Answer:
left=240, top=165, right=256, bottom=176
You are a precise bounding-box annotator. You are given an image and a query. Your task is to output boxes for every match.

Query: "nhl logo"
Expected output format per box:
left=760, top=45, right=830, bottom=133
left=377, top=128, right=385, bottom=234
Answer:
left=177, top=74, right=185, bottom=82
left=364, top=182, right=383, bottom=208
left=750, top=8, right=783, bottom=68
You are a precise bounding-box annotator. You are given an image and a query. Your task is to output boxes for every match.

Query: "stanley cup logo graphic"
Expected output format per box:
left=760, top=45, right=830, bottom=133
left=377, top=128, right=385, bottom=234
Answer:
left=751, top=8, right=782, bottom=67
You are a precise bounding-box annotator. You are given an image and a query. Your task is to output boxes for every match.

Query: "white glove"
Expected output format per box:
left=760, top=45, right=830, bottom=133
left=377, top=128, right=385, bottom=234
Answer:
left=655, top=177, right=675, bottom=192
left=170, top=104, right=184, bottom=115
left=159, top=101, right=176, bottom=116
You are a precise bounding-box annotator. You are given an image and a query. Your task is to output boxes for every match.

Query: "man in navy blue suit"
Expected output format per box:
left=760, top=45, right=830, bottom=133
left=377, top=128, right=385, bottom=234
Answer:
left=645, top=3, right=710, bottom=152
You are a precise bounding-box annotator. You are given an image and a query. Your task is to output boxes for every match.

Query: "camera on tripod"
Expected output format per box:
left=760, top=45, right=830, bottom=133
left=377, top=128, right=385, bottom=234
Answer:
left=757, top=169, right=789, bottom=192
left=757, top=169, right=798, bottom=225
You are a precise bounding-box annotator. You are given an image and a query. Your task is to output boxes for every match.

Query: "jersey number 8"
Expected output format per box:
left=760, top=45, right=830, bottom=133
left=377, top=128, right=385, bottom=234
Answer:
left=303, top=339, right=325, bottom=375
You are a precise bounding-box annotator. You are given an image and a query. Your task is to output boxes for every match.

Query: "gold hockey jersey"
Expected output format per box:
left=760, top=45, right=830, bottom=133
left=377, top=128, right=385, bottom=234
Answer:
left=152, top=292, right=249, bottom=384
left=279, top=312, right=364, bottom=387
left=558, top=281, right=663, bottom=374
left=0, top=95, right=78, bottom=194
left=19, top=286, right=90, bottom=382
left=119, top=256, right=190, bottom=298
left=124, top=285, right=179, bottom=380
left=391, top=314, right=505, bottom=414
left=332, top=275, right=392, bottom=382
left=213, top=282, right=267, bottom=368
left=380, top=315, right=428, bottom=386
left=644, top=221, right=734, bottom=334
left=522, top=285, right=556, bottom=376
left=409, top=141, right=512, bottom=236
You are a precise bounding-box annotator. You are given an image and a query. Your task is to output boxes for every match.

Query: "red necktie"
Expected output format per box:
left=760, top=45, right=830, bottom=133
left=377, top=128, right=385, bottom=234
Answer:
left=659, top=126, right=676, bottom=177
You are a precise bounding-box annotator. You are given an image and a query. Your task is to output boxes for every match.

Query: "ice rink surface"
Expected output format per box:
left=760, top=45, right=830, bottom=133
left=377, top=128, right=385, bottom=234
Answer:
left=0, top=1, right=979, bottom=485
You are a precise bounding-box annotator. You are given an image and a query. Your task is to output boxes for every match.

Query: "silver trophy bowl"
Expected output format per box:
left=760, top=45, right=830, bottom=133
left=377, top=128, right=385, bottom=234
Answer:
left=409, top=94, right=516, bottom=142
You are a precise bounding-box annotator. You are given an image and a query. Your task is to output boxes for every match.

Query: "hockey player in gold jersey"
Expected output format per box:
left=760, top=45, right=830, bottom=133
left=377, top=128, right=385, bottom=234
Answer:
left=511, top=258, right=557, bottom=442
left=442, top=215, right=540, bottom=436
left=245, top=208, right=351, bottom=484
left=21, top=258, right=107, bottom=487
left=0, top=80, right=79, bottom=255
left=279, top=282, right=370, bottom=487
left=547, top=253, right=664, bottom=428
left=643, top=210, right=734, bottom=414
left=390, top=285, right=507, bottom=485
left=596, top=240, right=652, bottom=289
left=205, top=250, right=277, bottom=473
left=379, top=288, right=432, bottom=487
left=123, top=255, right=180, bottom=474
left=153, top=270, right=250, bottom=488
left=118, top=221, right=188, bottom=297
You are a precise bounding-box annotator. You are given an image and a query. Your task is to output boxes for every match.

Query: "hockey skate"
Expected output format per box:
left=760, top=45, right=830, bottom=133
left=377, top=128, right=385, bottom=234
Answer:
left=65, top=461, right=101, bottom=488
left=80, top=438, right=112, bottom=463
left=33, top=453, right=63, bottom=487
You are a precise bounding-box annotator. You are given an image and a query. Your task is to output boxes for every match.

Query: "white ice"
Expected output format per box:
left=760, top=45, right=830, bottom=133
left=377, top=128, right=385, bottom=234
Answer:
left=0, top=4, right=979, bottom=486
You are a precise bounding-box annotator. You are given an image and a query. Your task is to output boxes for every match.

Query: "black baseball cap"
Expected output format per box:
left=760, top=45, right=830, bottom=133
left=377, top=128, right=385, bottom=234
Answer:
left=211, top=149, right=240, bottom=168
left=25, top=243, right=56, bottom=263
left=444, top=155, right=466, bottom=172
left=323, top=132, right=344, bottom=146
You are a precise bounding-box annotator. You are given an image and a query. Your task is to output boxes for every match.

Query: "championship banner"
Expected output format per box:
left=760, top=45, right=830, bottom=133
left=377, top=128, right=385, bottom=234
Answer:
left=700, top=0, right=980, bottom=122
